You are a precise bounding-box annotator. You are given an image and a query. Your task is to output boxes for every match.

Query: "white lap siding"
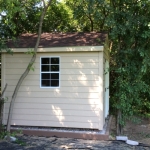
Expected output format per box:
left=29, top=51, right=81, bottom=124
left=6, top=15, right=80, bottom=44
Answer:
left=2, top=51, right=104, bottom=130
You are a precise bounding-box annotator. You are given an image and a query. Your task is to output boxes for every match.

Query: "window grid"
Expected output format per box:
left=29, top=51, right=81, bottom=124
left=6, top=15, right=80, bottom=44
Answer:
left=40, top=57, right=60, bottom=88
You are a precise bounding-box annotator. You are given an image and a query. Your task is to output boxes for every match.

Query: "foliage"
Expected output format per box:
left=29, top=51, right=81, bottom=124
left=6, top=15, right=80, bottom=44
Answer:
left=0, top=0, right=41, bottom=37
left=0, top=0, right=41, bottom=54
left=0, top=126, right=25, bottom=146
left=15, top=139, right=27, bottom=146
left=43, top=0, right=77, bottom=32
left=0, top=124, right=22, bottom=139
left=0, top=126, right=7, bottom=139
left=0, top=0, right=76, bottom=35
left=65, top=0, right=109, bottom=31
left=107, top=0, right=150, bottom=133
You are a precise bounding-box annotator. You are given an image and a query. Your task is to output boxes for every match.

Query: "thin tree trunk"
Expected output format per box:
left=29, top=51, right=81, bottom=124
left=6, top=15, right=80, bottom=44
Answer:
left=89, top=17, right=94, bottom=32
left=85, top=14, right=94, bottom=32
left=1, top=84, right=7, bottom=99
left=6, top=0, right=53, bottom=132
left=116, top=109, right=123, bottom=135
left=0, top=84, right=7, bottom=128
left=116, top=33, right=123, bottom=135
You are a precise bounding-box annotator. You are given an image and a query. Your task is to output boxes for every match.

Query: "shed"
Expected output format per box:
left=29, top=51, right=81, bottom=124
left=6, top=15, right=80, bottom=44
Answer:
left=2, top=32, right=109, bottom=131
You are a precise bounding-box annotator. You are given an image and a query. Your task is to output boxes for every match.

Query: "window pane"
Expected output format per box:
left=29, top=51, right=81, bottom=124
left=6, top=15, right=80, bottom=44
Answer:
left=42, top=73, right=51, bottom=79
left=41, top=57, right=60, bottom=87
left=42, top=58, right=50, bottom=64
left=51, top=58, right=59, bottom=64
left=41, top=80, right=50, bottom=86
left=51, top=80, right=59, bottom=87
left=42, top=65, right=51, bottom=71
left=51, top=65, right=59, bottom=71
left=51, top=73, right=59, bottom=79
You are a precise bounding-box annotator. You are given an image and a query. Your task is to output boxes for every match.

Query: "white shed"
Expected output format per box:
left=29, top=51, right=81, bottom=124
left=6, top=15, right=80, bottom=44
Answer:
left=2, top=32, right=109, bottom=131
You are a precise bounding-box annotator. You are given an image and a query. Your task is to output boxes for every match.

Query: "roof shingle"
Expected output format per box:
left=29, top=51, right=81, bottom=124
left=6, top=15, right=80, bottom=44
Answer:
left=7, top=32, right=107, bottom=48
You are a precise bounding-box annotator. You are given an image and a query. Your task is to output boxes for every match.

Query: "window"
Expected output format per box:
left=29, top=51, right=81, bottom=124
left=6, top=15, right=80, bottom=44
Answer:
left=40, top=57, right=60, bottom=88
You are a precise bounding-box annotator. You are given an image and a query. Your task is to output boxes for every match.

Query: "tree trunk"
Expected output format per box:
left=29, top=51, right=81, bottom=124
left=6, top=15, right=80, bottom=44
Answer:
left=6, top=0, right=53, bottom=132
left=0, top=84, right=7, bottom=129
left=89, top=17, right=94, bottom=32
left=85, top=14, right=94, bottom=32
left=116, top=109, right=123, bottom=135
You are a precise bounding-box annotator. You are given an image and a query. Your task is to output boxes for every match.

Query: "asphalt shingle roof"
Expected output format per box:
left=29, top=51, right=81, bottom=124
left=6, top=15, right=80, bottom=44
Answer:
left=7, top=32, right=107, bottom=48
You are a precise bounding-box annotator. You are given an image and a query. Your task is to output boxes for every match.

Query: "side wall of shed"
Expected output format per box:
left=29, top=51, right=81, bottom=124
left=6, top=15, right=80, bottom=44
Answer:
left=2, top=51, right=104, bottom=130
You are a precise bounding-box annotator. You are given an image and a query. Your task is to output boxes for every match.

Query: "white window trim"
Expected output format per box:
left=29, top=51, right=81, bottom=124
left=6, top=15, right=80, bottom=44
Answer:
left=40, top=56, right=60, bottom=88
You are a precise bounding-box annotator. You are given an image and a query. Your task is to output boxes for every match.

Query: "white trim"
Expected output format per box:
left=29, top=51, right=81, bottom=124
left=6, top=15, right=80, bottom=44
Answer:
left=104, top=59, right=109, bottom=118
left=98, top=51, right=104, bottom=129
left=40, top=56, right=60, bottom=88
left=4, top=46, right=104, bottom=53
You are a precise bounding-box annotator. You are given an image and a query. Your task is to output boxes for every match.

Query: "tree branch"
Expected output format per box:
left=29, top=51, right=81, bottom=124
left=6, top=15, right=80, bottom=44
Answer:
left=1, top=84, right=7, bottom=99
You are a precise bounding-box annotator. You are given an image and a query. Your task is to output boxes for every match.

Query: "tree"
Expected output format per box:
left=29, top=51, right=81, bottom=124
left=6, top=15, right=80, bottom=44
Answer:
left=42, top=0, right=76, bottom=32
left=0, top=0, right=42, bottom=37
left=66, top=0, right=109, bottom=31
left=0, top=0, right=77, bottom=35
left=6, top=0, right=53, bottom=132
left=107, top=0, right=150, bottom=135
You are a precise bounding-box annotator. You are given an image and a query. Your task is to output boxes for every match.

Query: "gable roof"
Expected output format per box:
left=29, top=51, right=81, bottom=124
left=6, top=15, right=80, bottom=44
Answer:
left=7, top=32, right=107, bottom=48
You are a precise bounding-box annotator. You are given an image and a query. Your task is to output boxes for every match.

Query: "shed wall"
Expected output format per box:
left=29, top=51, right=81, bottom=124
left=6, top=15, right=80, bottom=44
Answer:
left=2, top=51, right=104, bottom=130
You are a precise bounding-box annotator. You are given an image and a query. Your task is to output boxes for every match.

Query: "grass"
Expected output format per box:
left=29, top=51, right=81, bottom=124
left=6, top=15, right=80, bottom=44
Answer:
left=15, top=139, right=27, bottom=146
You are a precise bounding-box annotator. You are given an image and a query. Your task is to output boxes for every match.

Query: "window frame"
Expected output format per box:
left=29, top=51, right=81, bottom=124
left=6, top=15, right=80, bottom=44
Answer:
left=40, top=56, right=60, bottom=88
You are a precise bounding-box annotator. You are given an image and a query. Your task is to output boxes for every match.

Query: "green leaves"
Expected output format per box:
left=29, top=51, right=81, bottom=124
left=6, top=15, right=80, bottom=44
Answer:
left=25, top=49, right=36, bottom=55
left=109, top=0, right=150, bottom=127
left=0, top=0, right=42, bottom=37
left=66, top=0, right=108, bottom=31
left=42, top=0, right=76, bottom=32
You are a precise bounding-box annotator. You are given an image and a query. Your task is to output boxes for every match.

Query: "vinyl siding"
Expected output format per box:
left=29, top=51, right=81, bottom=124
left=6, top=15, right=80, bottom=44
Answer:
left=2, top=51, right=104, bottom=129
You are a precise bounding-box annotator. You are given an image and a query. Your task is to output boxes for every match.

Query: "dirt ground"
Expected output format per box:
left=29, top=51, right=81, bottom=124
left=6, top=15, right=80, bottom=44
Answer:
left=109, top=116, right=150, bottom=145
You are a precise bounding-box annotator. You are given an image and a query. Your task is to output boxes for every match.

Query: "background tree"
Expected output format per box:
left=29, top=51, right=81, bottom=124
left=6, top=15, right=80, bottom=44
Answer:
left=0, top=0, right=77, bottom=35
left=0, top=0, right=42, bottom=37
left=66, top=0, right=109, bottom=31
left=108, top=0, right=150, bottom=134
left=42, top=0, right=77, bottom=32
